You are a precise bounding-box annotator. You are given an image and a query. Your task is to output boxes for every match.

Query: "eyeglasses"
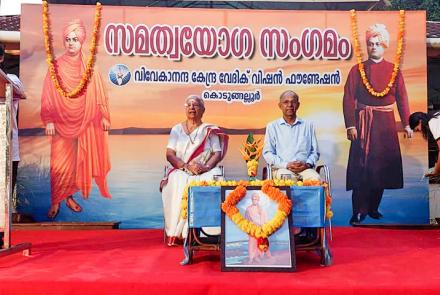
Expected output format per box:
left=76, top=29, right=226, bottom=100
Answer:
left=184, top=103, right=202, bottom=108
left=281, top=100, right=299, bottom=106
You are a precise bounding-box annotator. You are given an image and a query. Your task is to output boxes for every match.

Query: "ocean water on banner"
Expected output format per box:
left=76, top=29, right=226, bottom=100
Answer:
left=17, top=134, right=428, bottom=227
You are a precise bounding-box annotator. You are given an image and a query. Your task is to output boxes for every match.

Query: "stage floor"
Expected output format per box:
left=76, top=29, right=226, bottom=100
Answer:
left=0, top=227, right=439, bottom=294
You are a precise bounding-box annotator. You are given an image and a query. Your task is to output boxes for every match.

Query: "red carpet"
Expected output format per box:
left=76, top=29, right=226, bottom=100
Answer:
left=0, top=227, right=439, bottom=294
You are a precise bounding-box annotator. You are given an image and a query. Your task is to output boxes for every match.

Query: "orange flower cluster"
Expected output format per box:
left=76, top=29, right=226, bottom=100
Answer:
left=180, top=178, right=332, bottom=222
left=322, top=182, right=333, bottom=219
left=239, top=134, right=263, bottom=178
left=42, top=1, right=102, bottom=98
left=180, top=179, right=258, bottom=219
left=221, top=180, right=292, bottom=239
left=302, top=179, right=322, bottom=186
left=221, top=184, right=246, bottom=217
left=350, top=9, right=405, bottom=98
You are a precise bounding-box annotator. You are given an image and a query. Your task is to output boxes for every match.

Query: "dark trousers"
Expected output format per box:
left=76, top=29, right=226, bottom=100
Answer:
left=12, top=161, right=18, bottom=191
left=352, top=188, right=384, bottom=215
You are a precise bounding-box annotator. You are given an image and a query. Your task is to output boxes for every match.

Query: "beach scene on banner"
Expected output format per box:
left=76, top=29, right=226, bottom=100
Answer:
left=18, top=4, right=428, bottom=227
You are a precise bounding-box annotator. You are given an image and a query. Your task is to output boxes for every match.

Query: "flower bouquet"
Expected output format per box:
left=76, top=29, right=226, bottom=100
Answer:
left=239, top=133, right=263, bottom=179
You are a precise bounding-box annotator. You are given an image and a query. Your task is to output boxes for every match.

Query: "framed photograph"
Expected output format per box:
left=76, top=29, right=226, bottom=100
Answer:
left=221, top=186, right=295, bottom=272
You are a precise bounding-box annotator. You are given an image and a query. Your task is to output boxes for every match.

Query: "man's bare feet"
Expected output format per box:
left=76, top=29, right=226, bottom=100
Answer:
left=66, top=196, right=82, bottom=213
left=47, top=203, right=60, bottom=219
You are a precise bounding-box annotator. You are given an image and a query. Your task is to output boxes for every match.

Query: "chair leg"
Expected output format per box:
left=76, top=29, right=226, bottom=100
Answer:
left=262, top=167, right=268, bottom=180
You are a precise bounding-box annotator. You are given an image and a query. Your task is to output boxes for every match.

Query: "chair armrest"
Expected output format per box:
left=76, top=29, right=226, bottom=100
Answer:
left=216, top=165, right=225, bottom=177
left=262, top=163, right=272, bottom=180
left=316, top=164, right=332, bottom=192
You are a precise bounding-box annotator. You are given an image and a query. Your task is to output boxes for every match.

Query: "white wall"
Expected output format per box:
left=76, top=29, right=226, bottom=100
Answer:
left=0, top=0, right=42, bottom=16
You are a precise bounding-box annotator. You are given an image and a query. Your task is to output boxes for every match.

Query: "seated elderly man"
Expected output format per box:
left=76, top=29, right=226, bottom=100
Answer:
left=263, top=90, right=320, bottom=181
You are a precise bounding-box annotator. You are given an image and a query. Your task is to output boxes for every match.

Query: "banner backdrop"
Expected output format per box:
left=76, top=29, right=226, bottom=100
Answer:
left=18, top=4, right=428, bottom=227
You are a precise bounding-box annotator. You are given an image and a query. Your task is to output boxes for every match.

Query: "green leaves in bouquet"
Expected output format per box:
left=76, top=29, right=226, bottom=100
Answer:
left=246, top=132, right=256, bottom=153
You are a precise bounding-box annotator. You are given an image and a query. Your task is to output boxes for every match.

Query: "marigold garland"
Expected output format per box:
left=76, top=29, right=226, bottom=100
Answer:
left=221, top=180, right=292, bottom=239
left=42, top=1, right=102, bottom=98
left=350, top=9, right=405, bottom=98
left=322, top=182, right=333, bottom=219
left=180, top=179, right=262, bottom=219
left=179, top=178, right=333, bottom=222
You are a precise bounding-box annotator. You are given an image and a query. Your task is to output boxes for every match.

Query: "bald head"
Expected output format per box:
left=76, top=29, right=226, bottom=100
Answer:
left=279, top=90, right=299, bottom=103
left=278, top=90, right=300, bottom=124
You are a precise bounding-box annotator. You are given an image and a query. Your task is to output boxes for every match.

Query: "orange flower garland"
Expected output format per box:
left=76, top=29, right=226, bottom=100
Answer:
left=221, top=180, right=292, bottom=239
left=322, top=182, right=333, bottom=219
left=42, top=1, right=102, bottom=98
left=350, top=9, right=405, bottom=98
left=180, top=178, right=333, bottom=221
left=180, top=179, right=253, bottom=219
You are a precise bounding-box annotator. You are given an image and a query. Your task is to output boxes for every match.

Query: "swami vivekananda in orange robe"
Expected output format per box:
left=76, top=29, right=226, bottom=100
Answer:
left=41, top=19, right=111, bottom=217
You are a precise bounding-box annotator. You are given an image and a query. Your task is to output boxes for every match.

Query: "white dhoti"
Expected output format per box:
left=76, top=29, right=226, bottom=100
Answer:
left=161, top=123, right=228, bottom=240
left=273, top=168, right=321, bottom=181
left=162, top=167, right=222, bottom=238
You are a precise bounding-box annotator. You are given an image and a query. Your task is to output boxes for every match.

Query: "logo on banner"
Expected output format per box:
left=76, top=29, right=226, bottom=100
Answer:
left=109, top=64, right=131, bottom=86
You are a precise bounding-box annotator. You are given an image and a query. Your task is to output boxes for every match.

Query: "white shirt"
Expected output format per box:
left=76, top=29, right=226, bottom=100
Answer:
left=167, top=123, right=221, bottom=163
left=429, top=115, right=440, bottom=141
left=263, top=117, right=320, bottom=169
left=6, top=74, right=24, bottom=161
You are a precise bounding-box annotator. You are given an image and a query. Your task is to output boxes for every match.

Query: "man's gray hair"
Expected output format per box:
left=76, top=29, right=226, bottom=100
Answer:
left=279, top=90, right=300, bottom=102
left=185, top=94, right=205, bottom=110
